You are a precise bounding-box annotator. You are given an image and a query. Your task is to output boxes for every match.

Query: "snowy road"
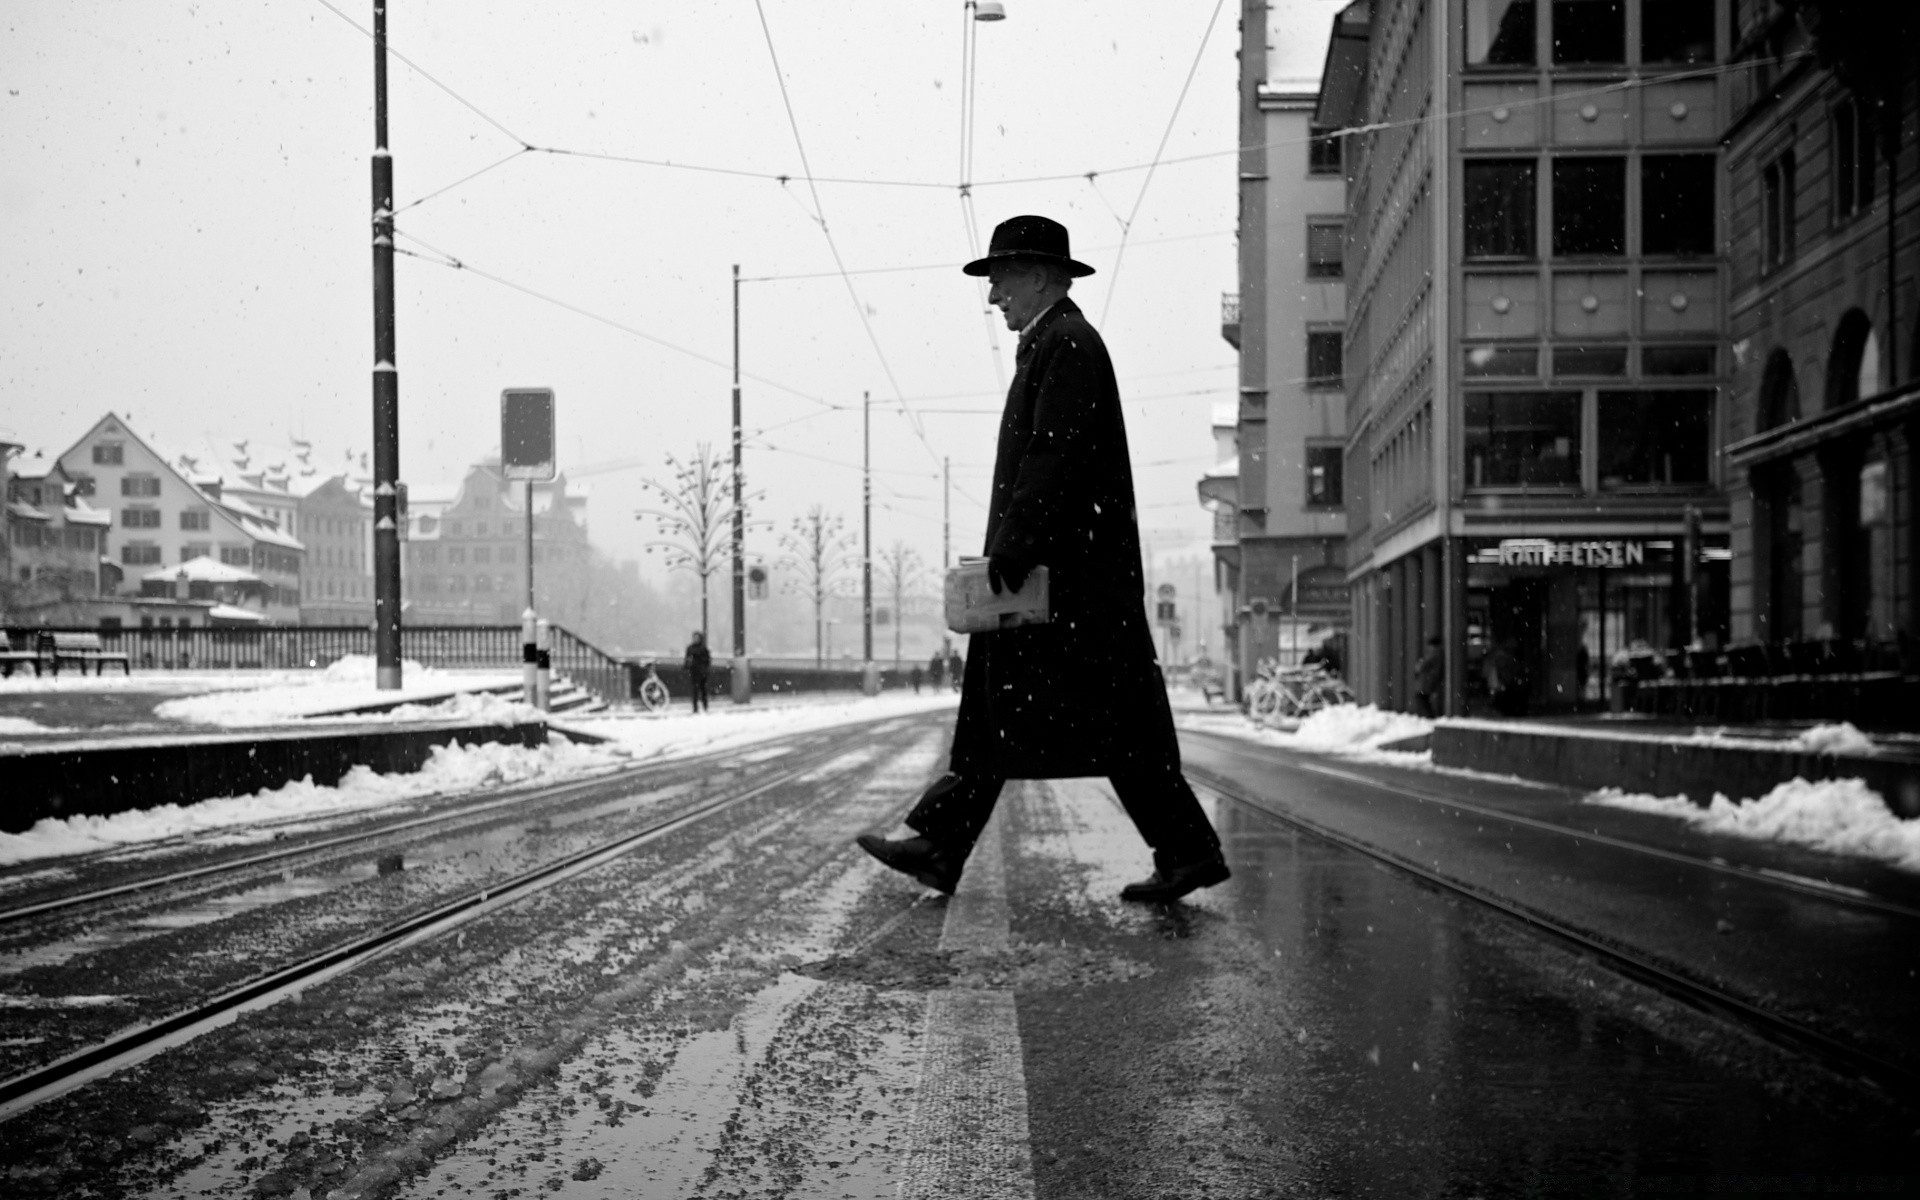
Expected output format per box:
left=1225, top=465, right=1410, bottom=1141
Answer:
left=0, top=710, right=1914, bottom=1196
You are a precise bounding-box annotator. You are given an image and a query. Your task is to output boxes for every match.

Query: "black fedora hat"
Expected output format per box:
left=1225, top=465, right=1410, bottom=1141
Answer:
left=962, top=215, right=1096, bottom=278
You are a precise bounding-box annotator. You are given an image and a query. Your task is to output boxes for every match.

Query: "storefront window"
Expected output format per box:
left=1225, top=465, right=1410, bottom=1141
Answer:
left=1465, top=391, right=1582, bottom=487
left=1597, top=389, right=1712, bottom=487
left=1642, top=344, right=1715, bottom=376
left=1464, top=160, right=1537, bottom=258
left=1553, top=157, right=1626, bottom=256
left=1552, top=0, right=1624, bottom=64
left=1641, top=0, right=1715, bottom=64
left=1465, top=344, right=1541, bottom=376
left=1469, top=0, right=1536, bottom=65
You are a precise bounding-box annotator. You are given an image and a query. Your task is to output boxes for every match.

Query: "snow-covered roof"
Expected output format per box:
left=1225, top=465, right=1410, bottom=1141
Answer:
left=143, top=555, right=262, bottom=584
left=1201, top=455, right=1239, bottom=481
left=208, top=603, right=267, bottom=623
left=65, top=500, right=111, bottom=526
left=7, top=499, right=50, bottom=522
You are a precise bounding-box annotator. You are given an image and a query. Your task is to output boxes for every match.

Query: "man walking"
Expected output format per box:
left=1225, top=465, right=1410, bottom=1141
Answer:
left=858, top=215, right=1229, bottom=904
left=683, top=630, right=711, bottom=714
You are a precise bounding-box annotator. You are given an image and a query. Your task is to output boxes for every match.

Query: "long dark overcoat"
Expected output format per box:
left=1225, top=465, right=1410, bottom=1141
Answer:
left=949, top=298, right=1183, bottom=779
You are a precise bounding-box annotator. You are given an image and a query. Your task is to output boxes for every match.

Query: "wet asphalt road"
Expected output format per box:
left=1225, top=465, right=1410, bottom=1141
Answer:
left=2, top=712, right=1914, bottom=1197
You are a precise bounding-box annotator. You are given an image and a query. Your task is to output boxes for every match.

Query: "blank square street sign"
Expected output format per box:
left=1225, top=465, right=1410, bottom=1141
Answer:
left=501, top=388, right=556, bottom=481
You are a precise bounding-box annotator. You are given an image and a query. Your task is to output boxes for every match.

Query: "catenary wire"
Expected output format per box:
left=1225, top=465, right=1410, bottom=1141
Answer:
left=392, top=148, right=533, bottom=217
left=310, top=0, right=530, bottom=147
left=1099, top=0, right=1228, bottom=328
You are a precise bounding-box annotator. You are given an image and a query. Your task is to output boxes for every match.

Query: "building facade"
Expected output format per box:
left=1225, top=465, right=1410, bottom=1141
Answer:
left=1326, top=0, right=1733, bottom=715
left=53, top=414, right=304, bottom=626
left=1207, top=7, right=1353, bottom=699
left=1721, top=0, right=1920, bottom=652
left=3, top=455, right=112, bottom=623
left=403, top=458, right=592, bottom=625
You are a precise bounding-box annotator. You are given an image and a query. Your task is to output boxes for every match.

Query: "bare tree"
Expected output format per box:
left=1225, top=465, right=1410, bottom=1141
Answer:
left=779, top=506, right=856, bottom=666
left=636, top=445, right=742, bottom=642
left=876, top=541, right=924, bottom=669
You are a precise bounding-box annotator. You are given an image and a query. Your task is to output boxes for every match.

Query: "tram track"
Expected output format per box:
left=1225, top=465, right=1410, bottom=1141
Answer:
left=0, top=726, right=873, bottom=933
left=0, top=729, right=890, bottom=1121
left=1188, top=759, right=1920, bottom=1110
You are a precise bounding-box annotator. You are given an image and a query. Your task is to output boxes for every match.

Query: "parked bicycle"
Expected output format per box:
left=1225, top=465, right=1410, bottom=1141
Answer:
left=634, top=661, right=671, bottom=712
left=1244, top=658, right=1355, bottom=726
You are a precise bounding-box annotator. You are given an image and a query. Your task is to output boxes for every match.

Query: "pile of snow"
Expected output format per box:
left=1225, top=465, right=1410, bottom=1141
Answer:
left=1588, top=777, right=1920, bottom=873
left=0, top=716, right=67, bottom=736
left=1172, top=702, right=1434, bottom=764
left=0, top=734, right=624, bottom=866
left=1290, top=704, right=1433, bottom=751
left=153, top=667, right=522, bottom=727
left=1787, top=722, right=1877, bottom=756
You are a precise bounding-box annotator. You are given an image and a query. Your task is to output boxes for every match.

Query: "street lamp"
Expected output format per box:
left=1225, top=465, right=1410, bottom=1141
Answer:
left=973, top=1, right=1006, bottom=18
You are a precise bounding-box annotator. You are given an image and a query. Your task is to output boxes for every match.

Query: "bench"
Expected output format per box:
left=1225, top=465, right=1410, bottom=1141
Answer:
left=0, top=633, right=40, bottom=678
left=38, top=631, right=132, bottom=677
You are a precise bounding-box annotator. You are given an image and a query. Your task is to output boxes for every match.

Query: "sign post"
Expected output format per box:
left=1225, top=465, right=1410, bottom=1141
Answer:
left=501, top=389, right=556, bottom=709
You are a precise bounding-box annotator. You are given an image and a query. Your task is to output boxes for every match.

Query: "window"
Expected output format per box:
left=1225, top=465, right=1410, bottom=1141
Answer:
left=1598, top=390, right=1712, bottom=486
left=475, top=521, right=489, bottom=537
left=1552, top=157, right=1626, bottom=256
left=1464, top=159, right=1537, bottom=257
left=1762, top=151, right=1795, bottom=269
left=1307, top=330, right=1344, bottom=388
left=1306, top=219, right=1345, bottom=278
left=449, top=521, right=465, bottom=537
left=180, top=507, right=211, bottom=531
left=221, top=545, right=251, bottom=566
left=1641, top=0, right=1714, bottom=64
left=1833, top=97, right=1875, bottom=220
left=71, top=474, right=95, bottom=496
left=66, top=527, right=98, bottom=551
left=1641, top=155, right=1716, bottom=255
left=121, top=542, right=162, bottom=565
left=1551, top=0, right=1623, bottom=64
left=499, top=544, right=517, bottom=564
left=448, top=546, right=466, bottom=564
left=1552, top=344, right=1628, bottom=375
left=1465, top=391, right=1582, bottom=487
left=1306, top=446, right=1344, bottom=508
left=120, top=506, right=161, bottom=528
left=120, top=474, right=161, bottom=497
left=1308, top=127, right=1343, bottom=175
left=1464, top=345, right=1541, bottom=376
left=92, top=442, right=124, bottom=465
left=1642, top=344, right=1715, bottom=375
left=473, top=546, right=491, bottom=564
left=1469, top=0, right=1536, bottom=65
left=474, top=574, right=494, bottom=593
left=182, top=541, right=211, bottom=561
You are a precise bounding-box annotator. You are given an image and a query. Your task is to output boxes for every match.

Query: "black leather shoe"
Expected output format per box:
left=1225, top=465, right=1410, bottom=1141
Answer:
left=856, top=834, right=965, bottom=895
left=1119, top=853, right=1230, bottom=903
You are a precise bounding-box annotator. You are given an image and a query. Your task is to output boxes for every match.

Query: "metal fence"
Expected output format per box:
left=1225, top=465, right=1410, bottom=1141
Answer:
left=5, top=623, right=633, bottom=705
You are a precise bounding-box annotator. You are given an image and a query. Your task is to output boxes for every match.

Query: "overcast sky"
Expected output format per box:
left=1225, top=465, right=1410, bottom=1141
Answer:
left=2, top=0, right=1345, bottom=579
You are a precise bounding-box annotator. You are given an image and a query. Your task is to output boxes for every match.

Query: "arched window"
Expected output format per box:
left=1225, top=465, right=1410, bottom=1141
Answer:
left=1758, top=348, right=1800, bottom=430
left=1826, top=308, right=1879, bottom=409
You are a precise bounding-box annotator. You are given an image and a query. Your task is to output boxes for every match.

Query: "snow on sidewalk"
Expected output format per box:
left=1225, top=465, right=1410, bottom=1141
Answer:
left=1586, top=778, right=1920, bottom=873
left=1174, top=701, right=1434, bottom=764
left=0, top=735, right=626, bottom=866
left=151, top=655, right=522, bottom=727
left=0, top=690, right=959, bottom=868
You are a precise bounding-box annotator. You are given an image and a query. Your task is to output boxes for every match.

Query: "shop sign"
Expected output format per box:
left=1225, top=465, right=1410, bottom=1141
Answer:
left=1476, top=538, right=1647, bottom=568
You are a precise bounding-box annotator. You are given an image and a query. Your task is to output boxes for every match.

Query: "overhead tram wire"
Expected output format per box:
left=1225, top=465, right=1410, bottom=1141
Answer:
left=957, top=2, right=1006, bottom=393
left=748, top=0, right=939, bottom=468
left=389, top=230, right=846, bottom=413
left=1099, top=0, right=1227, bottom=328
left=391, top=147, right=533, bottom=217
left=310, top=0, right=530, bottom=147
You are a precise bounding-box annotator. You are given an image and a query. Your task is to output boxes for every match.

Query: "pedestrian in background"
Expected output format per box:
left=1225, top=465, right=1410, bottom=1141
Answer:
left=1415, top=635, right=1445, bottom=718
left=683, top=630, right=711, bottom=714
left=858, top=215, right=1229, bottom=905
left=929, top=647, right=946, bottom=691
left=910, top=663, right=924, bottom=694
left=946, top=646, right=963, bottom=693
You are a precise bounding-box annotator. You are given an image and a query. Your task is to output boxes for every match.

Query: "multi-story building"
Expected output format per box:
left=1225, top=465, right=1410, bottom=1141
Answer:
left=1207, top=10, right=1353, bottom=698
left=1323, top=0, right=1733, bottom=715
left=3, top=453, right=112, bottom=622
left=403, top=457, right=591, bottom=625
left=54, top=414, right=304, bottom=625
left=1720, top=1, right=1919, bottom=650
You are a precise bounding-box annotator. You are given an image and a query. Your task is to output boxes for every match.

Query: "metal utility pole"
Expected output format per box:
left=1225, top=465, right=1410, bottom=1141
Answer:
left=943, top=456, right=951, bottom=568
left=370, top=0, right=403, bottom=690
left=730, top=264, right=750, bottom=703
left=862, top=391, right=874, bottom=664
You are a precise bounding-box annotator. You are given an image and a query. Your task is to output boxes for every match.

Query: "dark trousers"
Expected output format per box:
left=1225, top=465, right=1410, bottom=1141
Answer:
left=904, top=769, right=1222, bottom=872
left=689, top=675, right=709, bottom=712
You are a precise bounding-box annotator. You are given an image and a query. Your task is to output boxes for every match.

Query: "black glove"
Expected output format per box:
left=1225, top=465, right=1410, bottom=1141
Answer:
left=987, top=550, right=1033, bottom=596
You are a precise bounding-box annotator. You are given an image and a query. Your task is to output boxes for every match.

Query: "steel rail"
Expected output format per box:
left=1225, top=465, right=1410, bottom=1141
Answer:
left=1184, top=729, right=1920, bottom=921
left=0, top=736, right=867, bottom=1121
left=1187, top=762, right=1920, bottom=1110
left=0, top=722, right=880, bottom=928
